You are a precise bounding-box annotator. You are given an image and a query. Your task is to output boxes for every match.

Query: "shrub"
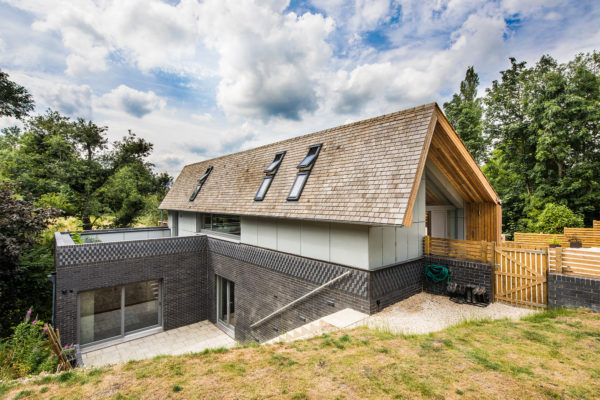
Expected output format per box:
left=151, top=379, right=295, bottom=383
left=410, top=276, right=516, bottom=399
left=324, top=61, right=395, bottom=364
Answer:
left=0, top=310, right=59, bottom=379
left=531, top=203, right=584, bottom=234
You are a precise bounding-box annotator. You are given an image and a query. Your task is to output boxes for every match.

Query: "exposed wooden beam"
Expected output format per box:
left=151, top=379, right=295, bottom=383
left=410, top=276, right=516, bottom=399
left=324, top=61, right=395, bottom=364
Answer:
left=434, top=106, right=499, bottom=203
left=402, top=109, right=438, bottom=227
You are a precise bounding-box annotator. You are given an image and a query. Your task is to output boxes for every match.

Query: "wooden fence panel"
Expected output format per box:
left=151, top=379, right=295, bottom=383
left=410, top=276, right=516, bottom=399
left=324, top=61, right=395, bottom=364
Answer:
left=594, top=221, right=600, bottom=231
left=563, top=228, right=600, bottom=247
left=513, top=232, right=569, bottom=247
left=548, top=247, right=600, bottom=278
left=427, top=236, right=493, bottom=263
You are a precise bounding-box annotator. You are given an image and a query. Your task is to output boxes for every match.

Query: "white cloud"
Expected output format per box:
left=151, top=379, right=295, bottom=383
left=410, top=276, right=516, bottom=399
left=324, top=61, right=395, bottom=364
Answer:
left=196, top=0, right=335, bottom=120
left=2, top=0, right=596, bottom=177
left=5, top=71, right=94, bottom=118
left=98, top=85, right=166, bottom=118
left=191, top=113, right=215, bottom=123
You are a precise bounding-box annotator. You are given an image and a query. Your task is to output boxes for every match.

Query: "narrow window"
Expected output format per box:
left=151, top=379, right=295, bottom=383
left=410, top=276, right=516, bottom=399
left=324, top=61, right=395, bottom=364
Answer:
left=287, top=144, right=321, bottom=201
left=255, top=151, right=285, bottom=201
left=189, top=166, right=213, bottom=201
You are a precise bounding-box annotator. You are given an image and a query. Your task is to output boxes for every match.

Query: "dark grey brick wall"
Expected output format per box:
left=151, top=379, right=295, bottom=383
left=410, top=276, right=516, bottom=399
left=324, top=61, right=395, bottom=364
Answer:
left=206, top=238, right=369, bottom=343
left=370, top=259, right=424, bottom=313
left=424, top=256, right=493, bottom=302
left=548, top=273, right=600, bottom=312
left=55, top=233, right=504, bottom=346
left=55, top=236, right=208, bottom=345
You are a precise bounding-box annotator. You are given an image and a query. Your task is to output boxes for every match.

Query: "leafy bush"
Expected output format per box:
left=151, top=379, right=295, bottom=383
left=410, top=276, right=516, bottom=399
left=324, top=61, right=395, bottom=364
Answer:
left=0, top=311, right=59, bottom=379
left=531, top=203, right=584, bottom=234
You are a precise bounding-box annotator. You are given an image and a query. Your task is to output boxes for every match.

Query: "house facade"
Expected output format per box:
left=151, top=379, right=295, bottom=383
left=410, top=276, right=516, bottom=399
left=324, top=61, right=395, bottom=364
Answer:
left=53, top=103, right=501, bottom=349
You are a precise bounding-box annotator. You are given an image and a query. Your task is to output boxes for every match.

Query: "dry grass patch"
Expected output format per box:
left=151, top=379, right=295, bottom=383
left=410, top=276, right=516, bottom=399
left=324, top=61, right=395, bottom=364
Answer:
left=2, top=308, right=599, bottom=399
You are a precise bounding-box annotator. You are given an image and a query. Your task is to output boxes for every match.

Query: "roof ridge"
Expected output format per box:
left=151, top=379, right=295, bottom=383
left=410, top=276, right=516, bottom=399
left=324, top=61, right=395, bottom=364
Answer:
left=183, top=103, right=437, bottom=168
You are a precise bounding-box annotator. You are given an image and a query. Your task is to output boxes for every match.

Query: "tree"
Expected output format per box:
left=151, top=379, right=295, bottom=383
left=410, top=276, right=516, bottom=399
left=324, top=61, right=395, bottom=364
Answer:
left=483, top=52, right=600, bottom=234
left=0, top=182, right=59, bottom=336
left=443, top=66, right=486, bottom=164
left=531, top=203, right=583, bottom=234
left=0, top=69, right=34, bottom=120
left=0, top=110, right=172, bottom=230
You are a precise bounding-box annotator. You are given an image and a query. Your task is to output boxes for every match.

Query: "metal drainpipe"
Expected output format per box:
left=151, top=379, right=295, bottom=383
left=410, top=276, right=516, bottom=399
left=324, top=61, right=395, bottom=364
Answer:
left=160, top=209, right=164, bottom=226
left=48, top=272, right=56, bottom=326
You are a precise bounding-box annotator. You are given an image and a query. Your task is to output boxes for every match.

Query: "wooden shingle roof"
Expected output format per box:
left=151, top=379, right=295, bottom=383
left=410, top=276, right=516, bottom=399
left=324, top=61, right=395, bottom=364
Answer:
left=159, top=103, right=492, bottom=226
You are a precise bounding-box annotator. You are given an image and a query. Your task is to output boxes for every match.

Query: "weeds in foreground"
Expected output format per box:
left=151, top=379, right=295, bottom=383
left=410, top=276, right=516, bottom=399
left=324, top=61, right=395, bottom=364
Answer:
left=2, top=309, right=599, bottom=400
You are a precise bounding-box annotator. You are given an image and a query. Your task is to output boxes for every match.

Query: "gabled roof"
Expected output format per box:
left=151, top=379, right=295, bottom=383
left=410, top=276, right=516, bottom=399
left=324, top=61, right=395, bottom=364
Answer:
left=159, top=103, right=499, bottom=226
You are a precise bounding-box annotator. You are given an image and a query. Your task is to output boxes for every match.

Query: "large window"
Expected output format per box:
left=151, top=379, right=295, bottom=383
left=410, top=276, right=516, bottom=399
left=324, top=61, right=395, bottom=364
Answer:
left=200, top=214, right=240, bottom=236
left=79, top=280, right=161, bottom=346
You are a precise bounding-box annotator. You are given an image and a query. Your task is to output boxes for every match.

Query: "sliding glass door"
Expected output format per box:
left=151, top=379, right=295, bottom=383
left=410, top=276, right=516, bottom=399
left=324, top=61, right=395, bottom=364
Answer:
left=79, top=280, right=161, bottom=346
left=216, top=276, right=235, bottom=335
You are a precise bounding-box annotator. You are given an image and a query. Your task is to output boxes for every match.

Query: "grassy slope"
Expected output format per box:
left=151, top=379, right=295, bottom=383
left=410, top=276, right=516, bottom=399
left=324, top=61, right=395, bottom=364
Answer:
left=2, top=309, right=599, bottom=400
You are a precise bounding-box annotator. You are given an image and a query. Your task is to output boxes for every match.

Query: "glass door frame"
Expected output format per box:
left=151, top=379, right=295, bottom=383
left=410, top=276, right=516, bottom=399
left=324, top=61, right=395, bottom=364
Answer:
left=215, top=275, right=235, bottom=337
left=77, top=280, right=163, bottom=348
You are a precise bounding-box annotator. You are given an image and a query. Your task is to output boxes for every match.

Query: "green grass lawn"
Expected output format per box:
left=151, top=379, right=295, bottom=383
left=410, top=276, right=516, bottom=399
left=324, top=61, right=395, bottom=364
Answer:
left=2, top=308, right=599, bottom=399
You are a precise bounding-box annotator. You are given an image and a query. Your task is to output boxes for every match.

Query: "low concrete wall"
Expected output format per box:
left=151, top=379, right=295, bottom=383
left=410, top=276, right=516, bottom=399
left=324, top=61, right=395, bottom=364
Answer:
left=548, top=273, right=600, bottom=312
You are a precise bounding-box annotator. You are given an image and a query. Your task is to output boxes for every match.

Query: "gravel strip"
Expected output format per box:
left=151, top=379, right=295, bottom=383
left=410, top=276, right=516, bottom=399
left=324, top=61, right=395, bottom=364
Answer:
left=362, top=292, right=535, bottom=335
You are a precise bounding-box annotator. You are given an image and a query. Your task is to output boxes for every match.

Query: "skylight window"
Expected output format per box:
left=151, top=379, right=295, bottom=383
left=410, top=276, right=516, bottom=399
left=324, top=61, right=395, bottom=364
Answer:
left=287, top=144, right=322, bottom=201
left=264, top=151, right=285, bottom=174
left=297, top=144, right=321, bottom=170
left=189, top=166, right=213, bottom=202
left=255, top=151, right=286, bottom=201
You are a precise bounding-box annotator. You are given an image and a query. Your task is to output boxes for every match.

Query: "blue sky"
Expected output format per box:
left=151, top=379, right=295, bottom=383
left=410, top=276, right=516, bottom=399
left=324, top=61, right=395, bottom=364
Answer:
left=0, top=0, right=598, bottom=175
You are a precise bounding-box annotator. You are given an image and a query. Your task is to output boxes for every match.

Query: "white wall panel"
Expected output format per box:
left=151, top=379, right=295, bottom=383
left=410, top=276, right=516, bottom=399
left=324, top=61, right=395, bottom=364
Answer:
left=240, top=216, right=258, bottom=246
left=300, top=221, right=330, bottom=261
left=382, top=227, right=396, bottom=266
left=368, top=227, right=383, bottom=268
left=257, top=218, right=278, bottom=250
left=330, top=223, right=369, bottom=269
left=277, top=220, right=301, bottom=254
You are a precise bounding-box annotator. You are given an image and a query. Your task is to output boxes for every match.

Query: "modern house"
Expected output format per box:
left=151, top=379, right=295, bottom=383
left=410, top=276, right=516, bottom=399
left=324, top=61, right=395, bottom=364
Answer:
left=53, top=103, right=501, bottom=350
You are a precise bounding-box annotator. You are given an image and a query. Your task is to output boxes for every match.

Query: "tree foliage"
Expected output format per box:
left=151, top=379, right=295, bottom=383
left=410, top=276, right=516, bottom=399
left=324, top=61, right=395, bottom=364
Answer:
left=530, top=203, right=583, bottom=234
left=0, top=70, right=34, bottom=120
left=0, top=182, right=59, bottom=337
left=443, top=66, right=487, bottom=164
left=0, top=111, right=172, bottom=230
left=446, top=52, right=600, bottom=235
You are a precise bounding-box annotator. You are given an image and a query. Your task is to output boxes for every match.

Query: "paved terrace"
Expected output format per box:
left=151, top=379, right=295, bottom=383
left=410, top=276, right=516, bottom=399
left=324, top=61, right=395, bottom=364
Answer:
left=82, top=321, right=236, bottom=367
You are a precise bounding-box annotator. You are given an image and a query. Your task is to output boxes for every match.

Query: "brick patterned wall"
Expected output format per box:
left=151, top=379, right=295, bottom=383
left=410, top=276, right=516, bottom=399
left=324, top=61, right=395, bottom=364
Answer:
left=56, top=235, right=501, bottom=346
left=208, top=239, right=368, bottom=297
left=370, top=259, right=424, bottom=313
left=424, top=256, right=493, bottom=302
left=55, top=236, right=208, bottom=345
left=207, top=238, right=369, bottom=342
left=548, top=274, right=600, bottom=312
left=55, top=236, right=203, bottom=266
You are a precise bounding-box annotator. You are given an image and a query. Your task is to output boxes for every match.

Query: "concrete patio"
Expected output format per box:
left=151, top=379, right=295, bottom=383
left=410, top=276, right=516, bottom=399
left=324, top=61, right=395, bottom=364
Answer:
left=81, top=320, right=236, bottom=367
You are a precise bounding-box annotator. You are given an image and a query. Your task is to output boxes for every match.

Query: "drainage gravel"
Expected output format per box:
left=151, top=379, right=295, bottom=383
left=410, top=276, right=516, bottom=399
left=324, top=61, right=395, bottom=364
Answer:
left=362, top=292, right=535, bottom=335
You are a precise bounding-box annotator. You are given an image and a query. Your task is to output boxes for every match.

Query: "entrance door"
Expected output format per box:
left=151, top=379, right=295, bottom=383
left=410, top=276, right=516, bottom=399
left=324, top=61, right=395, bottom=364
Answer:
left=216, top=276, right=235, bottom=336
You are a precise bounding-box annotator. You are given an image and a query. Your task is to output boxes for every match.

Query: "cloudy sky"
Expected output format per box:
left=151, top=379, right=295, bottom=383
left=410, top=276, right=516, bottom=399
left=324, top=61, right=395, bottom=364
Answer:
left=1, top=0, right=598, bottom=176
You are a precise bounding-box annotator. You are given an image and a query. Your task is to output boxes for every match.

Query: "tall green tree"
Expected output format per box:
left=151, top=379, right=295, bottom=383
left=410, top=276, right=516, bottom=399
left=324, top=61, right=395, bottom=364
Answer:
left=0, top=110, right=172, bottom=230
left=0, top=70, right=34, bottom=120
left=0, top=182, right=59, bottom=336
left=483, top=52, right=600, bottom=234
left=443, top=66, right=486, bottom=164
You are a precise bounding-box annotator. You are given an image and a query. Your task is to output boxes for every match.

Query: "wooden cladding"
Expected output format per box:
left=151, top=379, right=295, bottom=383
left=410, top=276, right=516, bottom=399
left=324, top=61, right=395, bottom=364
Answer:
left=466, top=202, right=501, bottom=243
